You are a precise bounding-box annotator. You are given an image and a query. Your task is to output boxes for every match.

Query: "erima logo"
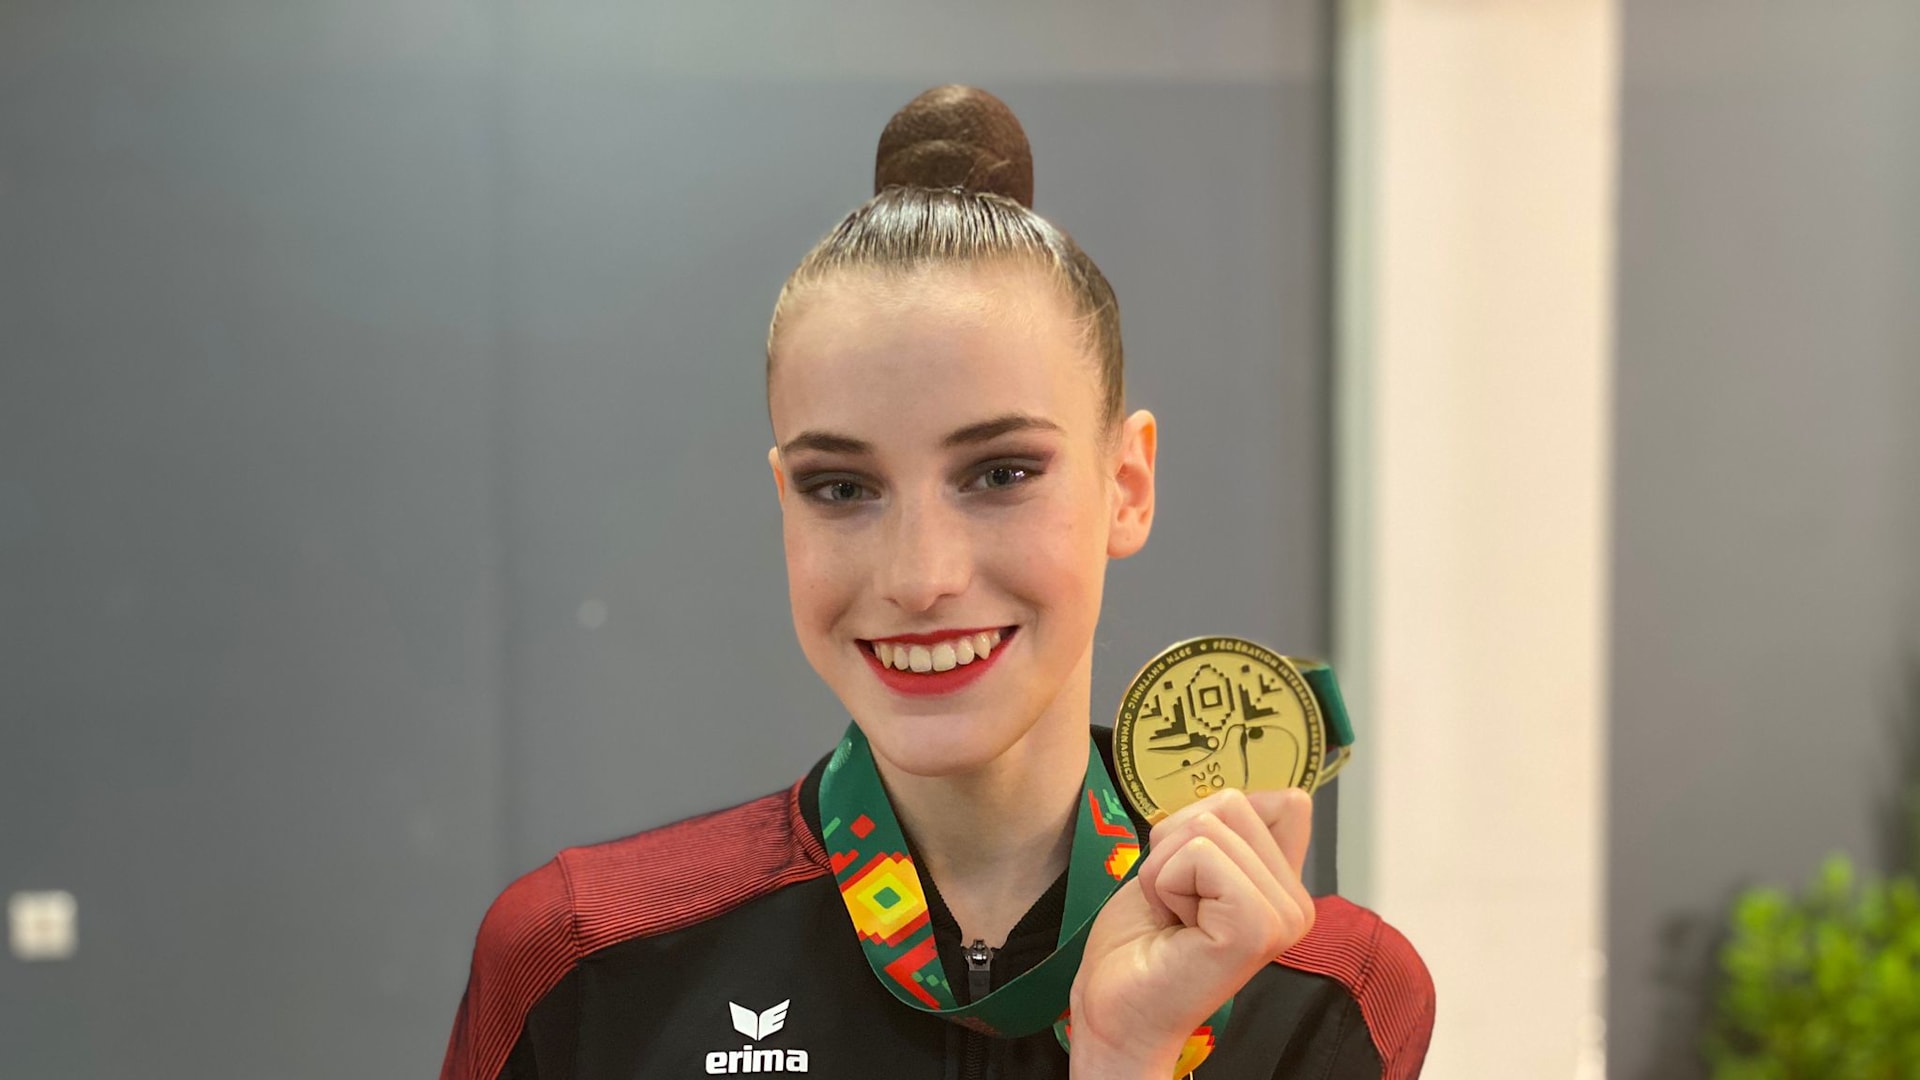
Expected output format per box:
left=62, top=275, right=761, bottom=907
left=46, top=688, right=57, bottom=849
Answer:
left=731, top=1000, right=788, bottom=1040
left=706, top=999, right=809, bottom=1074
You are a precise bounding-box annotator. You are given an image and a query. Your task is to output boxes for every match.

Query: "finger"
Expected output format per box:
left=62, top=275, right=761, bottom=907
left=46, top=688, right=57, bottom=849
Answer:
left=1241, top=788, right=1315, bottom=926
left=1138, top=856, right=1176, bottom=926
left=1135, top=799, right=1235, bottom=924
left=1147, top=789, right=1300, bottom=897
left=1142, top=802, right=1281, bottom=915
left=1146, top=810, right=1293, bottom=930
left=1137, top=790, right=1268, bottom=918
left=1196, top=788, right=1313, bottom=932
left=1241, top=789, right=1314, bottom=869
left=1193, top=788, right=1291, bottom=882
left=1270, top=788, right=1315, bottom=876
left=1136, top=807, right=1230, bottom=929
left=1147, top=787, right=1252, bottom=850
left=1118, top=835, right=1271, bottom=1037
left=1135, top=812, right=1200, bottom=927
left=1155, top=833, right=1303, bottom=965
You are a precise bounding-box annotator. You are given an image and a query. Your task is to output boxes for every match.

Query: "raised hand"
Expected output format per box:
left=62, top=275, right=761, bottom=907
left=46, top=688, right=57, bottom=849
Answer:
left=1068, top=788, right=1315, bottom=1079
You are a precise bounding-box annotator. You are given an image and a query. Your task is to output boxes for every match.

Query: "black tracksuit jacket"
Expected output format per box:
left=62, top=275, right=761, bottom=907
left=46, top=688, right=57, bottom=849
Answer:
left=440, top=731, right=1434, bottom=1079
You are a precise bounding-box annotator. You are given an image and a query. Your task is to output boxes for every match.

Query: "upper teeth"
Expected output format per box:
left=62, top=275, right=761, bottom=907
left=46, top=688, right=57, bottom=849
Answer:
left=875, top=630, right=1003, bottom=673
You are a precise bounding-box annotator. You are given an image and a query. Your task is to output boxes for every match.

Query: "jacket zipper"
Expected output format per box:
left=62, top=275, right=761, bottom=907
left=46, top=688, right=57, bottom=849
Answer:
left=961, top=939, right=994, bottom=1079
left=964, top=938, right=995, bottom=1003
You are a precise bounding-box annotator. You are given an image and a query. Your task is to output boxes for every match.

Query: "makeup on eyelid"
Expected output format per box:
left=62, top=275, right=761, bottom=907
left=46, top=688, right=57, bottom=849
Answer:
left=790, top=452, right=1053, bottom=506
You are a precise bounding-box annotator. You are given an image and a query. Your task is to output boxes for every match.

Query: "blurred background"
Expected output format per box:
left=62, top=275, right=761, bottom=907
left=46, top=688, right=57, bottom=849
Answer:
left=1, top=2, right=1915, bottom=1078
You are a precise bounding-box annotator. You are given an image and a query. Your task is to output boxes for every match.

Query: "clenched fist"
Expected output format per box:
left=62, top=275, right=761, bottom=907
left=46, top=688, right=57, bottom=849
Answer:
left=1068, top=788, right=1316, bottom=1079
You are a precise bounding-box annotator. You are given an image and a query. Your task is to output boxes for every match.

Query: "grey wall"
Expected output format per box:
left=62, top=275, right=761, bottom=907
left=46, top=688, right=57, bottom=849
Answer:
left=1, top=3, right=1333, bottom=1078
left=0, top=4, right=509, bottom=1075
left=1609, top=4, right=1920, bottom=1076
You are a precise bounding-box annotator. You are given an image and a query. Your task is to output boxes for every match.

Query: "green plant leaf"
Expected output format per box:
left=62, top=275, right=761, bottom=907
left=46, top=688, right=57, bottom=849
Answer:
left=1707, top=854, right=1920, bottom=1076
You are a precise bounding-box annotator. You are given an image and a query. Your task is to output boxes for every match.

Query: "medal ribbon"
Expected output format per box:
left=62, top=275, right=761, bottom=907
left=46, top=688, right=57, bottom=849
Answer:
left=817, top=723, right=1231, bottom=1073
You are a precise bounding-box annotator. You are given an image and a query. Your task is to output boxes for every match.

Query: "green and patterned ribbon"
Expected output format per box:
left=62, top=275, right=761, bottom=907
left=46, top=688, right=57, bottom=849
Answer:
left=817, top=723, right=1232, bottom=1069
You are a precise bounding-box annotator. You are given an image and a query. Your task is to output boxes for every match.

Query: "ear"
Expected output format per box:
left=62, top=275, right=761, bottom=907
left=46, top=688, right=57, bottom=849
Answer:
left=767, top=446, right=788, bottom=503
left=1107, top=409, right=1157, bottom=559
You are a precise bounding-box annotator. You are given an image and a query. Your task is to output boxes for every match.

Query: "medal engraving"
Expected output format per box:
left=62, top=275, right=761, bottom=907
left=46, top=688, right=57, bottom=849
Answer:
left=1113, top=636, right=1327, bottom=823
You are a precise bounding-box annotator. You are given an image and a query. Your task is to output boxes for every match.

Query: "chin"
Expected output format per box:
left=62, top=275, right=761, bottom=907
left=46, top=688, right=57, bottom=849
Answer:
left=853, top=704, right=1035, bottom=779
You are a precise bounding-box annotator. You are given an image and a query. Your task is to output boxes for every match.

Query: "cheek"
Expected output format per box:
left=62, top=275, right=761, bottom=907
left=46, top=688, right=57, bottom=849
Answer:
left=988, top=483, right=1109, bottom=619
left=782, top=515, right=856, bottom=630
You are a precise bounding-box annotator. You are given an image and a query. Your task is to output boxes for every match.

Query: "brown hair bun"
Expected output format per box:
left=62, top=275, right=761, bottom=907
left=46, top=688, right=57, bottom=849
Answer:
left=873, top=85, right=1035, bottom=209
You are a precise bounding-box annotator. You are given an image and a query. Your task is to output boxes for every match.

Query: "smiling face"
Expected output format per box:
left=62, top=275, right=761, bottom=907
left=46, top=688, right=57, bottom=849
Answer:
left=767, top=263, right=1156, bottom=778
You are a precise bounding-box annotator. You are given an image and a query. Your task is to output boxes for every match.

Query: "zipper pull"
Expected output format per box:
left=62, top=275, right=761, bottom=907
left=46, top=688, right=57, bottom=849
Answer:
left=965, top=938, right=994, bottom=1004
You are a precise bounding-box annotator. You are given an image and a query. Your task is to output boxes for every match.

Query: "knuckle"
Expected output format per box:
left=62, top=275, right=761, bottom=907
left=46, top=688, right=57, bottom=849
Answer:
left=1148, top=814, right=1180, bottom=847
left=1255, top=907, right=1289, bottom=954
left=1280, top=897, right=1317, bottom=945
left=1279, top=905, right=1306, bottom=944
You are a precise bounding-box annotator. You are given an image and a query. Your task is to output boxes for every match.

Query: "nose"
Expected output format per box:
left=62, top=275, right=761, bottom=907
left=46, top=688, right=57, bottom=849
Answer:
left=876, top=493, right=972, bottom=614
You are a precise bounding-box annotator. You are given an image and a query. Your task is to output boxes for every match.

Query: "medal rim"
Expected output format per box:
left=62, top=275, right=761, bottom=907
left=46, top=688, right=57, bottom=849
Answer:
left=1112, top=635, right=1326, bottom=823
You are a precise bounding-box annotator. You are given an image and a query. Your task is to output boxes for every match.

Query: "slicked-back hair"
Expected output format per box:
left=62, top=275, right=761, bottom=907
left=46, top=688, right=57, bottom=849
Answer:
left=766, top=185, right=1126, bottom=429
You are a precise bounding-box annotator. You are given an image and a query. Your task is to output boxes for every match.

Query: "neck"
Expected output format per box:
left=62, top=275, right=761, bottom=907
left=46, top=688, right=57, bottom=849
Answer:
left=873, top=655, right=1095, bottom=948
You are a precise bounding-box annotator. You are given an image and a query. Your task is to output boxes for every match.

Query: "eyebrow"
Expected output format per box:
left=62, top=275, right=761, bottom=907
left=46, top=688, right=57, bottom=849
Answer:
left=780, top=430, right=872, bottom=456
left=780, top=413, right=1064, bottom=457
left=941, top=413, right=1064, bottom=448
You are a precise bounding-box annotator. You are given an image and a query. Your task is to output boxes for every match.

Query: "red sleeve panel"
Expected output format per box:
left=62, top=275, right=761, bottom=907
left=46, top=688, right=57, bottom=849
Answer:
left=1278, top=896, right=1436, bottom=1080
left=438, top=781, right=831, bottom=1080
left=438, top=857, right=575, bottom=1080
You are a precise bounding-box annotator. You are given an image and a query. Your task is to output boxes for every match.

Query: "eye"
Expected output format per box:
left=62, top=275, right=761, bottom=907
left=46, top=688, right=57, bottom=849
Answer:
left=825, top=480, right=861, bottom=501
left=808, top=479, right=872, bottom=503
left=965, top=463, right=1037, bottom=493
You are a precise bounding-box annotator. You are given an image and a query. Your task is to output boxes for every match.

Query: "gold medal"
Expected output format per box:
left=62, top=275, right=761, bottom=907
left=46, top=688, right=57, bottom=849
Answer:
left=1112, top=636, right=1350, bottom=824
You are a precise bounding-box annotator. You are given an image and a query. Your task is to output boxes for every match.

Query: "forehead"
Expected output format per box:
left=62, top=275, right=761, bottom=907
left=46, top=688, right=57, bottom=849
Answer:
left=769, top=265, right=1098, bottom=441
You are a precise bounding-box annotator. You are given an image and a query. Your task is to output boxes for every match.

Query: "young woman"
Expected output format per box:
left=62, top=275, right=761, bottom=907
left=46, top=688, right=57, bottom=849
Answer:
left=441, top=86, right=1433, bottom=1080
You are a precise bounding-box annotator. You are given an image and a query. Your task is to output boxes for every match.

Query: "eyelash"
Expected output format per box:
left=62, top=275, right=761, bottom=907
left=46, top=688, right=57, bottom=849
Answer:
left=800, top=477, right=874, bottom=505
left=962, top=462, right=1037, bottom=493
left=797, top=460, right=1044, bottom=506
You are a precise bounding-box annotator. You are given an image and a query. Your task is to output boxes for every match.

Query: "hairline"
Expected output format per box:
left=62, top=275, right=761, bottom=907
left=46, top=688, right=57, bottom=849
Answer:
left=766, top=259, right=1122, bottom=436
